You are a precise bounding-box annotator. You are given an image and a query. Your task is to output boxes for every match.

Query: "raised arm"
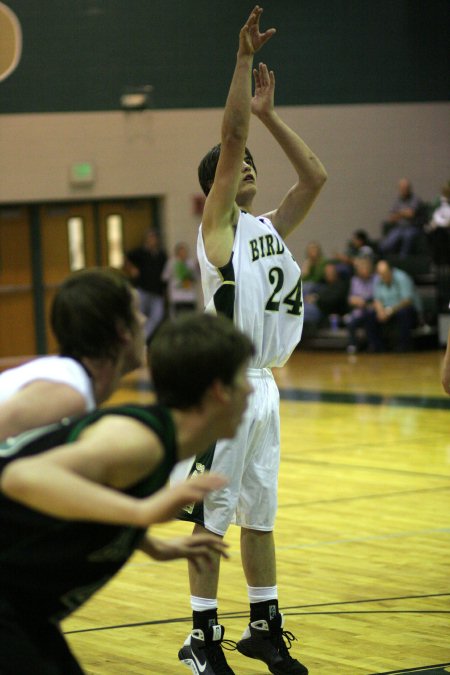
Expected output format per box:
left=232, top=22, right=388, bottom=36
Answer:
left=252, top=64, right=327, bottom=239
left=202, top=6, right=275, bottom=267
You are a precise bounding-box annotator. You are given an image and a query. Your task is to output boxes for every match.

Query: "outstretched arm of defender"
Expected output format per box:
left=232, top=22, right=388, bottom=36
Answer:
left=1, top=413, right=228, bottom=527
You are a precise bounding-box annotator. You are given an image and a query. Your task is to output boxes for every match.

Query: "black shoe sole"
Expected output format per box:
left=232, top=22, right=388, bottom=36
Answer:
left=236, top=640, right=308, bottom=675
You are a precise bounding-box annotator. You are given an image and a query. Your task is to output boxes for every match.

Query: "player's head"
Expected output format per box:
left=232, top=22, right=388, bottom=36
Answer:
left=149, top=312, right=254, bottom=411
left=51, top=268, right=145, bottom=369
left=198, top=144, right=257, bottom=196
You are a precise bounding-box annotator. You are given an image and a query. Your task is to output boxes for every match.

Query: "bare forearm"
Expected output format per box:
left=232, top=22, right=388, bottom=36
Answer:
left=0, top=407, right=29, bottom=442
left=222, top=54, right=253, bottom=145
left=389, top=208, right=414, bottom=222
left=2, top=459, right=228, bottom=531
left=349, top=296, right=366, bottom=308
left=136, top=533, right=181, bottom=560
left=257, top=109, right=327, bottom=186
left=376, top=297, right=412, bottom=321
left=0, top=385, right=87, bottom=441
left=138, top=533, right=159, bottom=556
left=138, top=531, right=229, bottom=570
left=1, top=460, right=144, bottom=526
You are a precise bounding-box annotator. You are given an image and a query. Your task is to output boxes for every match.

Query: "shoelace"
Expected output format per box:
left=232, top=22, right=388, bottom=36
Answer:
left=273, top=629, right=298, bottom=660
left=204, top=640, right=237, bottom=674
left=222, top=639, right=238, bottom=652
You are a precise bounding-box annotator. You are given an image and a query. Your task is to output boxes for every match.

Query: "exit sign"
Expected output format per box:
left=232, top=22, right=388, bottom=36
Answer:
left=70, top=162, right=95, bottom=185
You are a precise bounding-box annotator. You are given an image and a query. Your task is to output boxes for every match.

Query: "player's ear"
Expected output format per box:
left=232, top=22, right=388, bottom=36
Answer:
left=115, top=319, right=132, bottom=345
left=209, top=379, right=232, bottom=405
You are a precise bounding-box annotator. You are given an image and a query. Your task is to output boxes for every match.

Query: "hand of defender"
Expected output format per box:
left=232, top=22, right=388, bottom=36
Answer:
left=142, top=533, right=229, bottom=571
left=140, top=472, right=227, bottom=526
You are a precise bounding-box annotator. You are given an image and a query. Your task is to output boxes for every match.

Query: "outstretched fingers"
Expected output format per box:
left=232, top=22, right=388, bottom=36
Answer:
left=185, top=472, right=228, bottom=498
left=244, top=5, right=263, bottom=31
left=142, top=472, right=227, bottom=526
left=251, top=61, right=275, bottom=117
left=184, top=534, right=229, bottom=571
left=241, top=5, right=276, bottom=54
left=171, top=472, right=227, bottom=514
left=253, top=62, right=274, bottom=88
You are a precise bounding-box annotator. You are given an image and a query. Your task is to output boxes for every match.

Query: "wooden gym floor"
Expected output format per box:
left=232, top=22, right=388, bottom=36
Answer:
left=62, top=348, right=450, bottom=674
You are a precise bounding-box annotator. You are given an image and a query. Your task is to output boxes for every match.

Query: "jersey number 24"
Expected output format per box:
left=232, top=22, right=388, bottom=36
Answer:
left=265, top=268, right=303, bottom=316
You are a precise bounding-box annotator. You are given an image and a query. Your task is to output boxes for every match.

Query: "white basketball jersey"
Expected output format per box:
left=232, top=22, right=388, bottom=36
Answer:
left=197, top=211, right=303, bottom=368
left=0, top=356, right=95, bottom=410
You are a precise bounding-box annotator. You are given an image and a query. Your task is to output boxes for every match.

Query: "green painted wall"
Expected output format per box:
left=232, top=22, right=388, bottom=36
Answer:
left=1, top=0, right=449, bottom=113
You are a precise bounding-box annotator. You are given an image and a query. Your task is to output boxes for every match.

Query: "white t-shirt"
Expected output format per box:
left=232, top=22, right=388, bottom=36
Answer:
left=0, top=356, right=95, bottom=410
left=431, top=197, right=450, bottom=228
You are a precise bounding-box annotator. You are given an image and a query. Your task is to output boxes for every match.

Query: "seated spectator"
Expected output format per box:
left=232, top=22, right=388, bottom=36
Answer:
left=379, top=178, right=424, bottom=257
left=343, top=256, right=376, bottom=352
left=363, top=260, right=422, bottom=352
left=303, top=262, right=349, bottom=330
left=162, top=242, right=199, bottom=317
left=335, top=229, right=377, bottom=277
left=425, top=181, right=450, bottom=266
left=427, top=179, right=450, bottom=214
left=301, top=241, right=327, bottom=294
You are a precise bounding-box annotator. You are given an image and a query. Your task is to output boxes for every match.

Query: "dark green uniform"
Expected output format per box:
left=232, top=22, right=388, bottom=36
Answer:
left=0, top=405, right=177, bottom=675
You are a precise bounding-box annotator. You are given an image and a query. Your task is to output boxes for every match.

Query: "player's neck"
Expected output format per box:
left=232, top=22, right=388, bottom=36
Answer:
left=236, top=196, right=255, bottom=214
left=81, top=357, right=118, bottom=405
left=171, top=408, right=218, bottom=461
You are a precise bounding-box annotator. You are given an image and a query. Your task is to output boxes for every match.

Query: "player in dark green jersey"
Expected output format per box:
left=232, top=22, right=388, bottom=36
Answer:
left=0, top=312, right=254, bottom=675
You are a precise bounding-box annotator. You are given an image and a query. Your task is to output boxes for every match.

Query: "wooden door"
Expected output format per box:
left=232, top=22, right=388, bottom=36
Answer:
left=0, top=198, right=160, bottom=360
left=97, top=199, right=155, bottom=268
left=0, top=206, right=35, bottom=359
left=40, top=203, right=97, bottom=353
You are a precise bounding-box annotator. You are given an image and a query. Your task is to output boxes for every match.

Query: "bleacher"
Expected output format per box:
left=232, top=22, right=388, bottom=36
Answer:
left=301, top=235, right=447, bottom=351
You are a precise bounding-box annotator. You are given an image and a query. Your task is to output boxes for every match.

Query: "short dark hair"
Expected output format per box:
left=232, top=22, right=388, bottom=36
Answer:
left=51, top=268, right=136, bottom=361
left=198, top=144, right=257, bottom=196
left=149, top=313, right=254, bottom=409
left=353, top=229, right=369, bottom=244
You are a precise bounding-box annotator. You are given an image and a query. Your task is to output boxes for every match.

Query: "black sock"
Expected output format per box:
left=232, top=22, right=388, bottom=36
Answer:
left=250, top=599, right=279, bottom=624
left=193, top=609, right=218, bottom=632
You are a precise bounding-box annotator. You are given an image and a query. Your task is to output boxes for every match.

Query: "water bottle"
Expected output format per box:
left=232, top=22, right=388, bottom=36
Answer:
left=329, top=314, right=339, bottom=331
